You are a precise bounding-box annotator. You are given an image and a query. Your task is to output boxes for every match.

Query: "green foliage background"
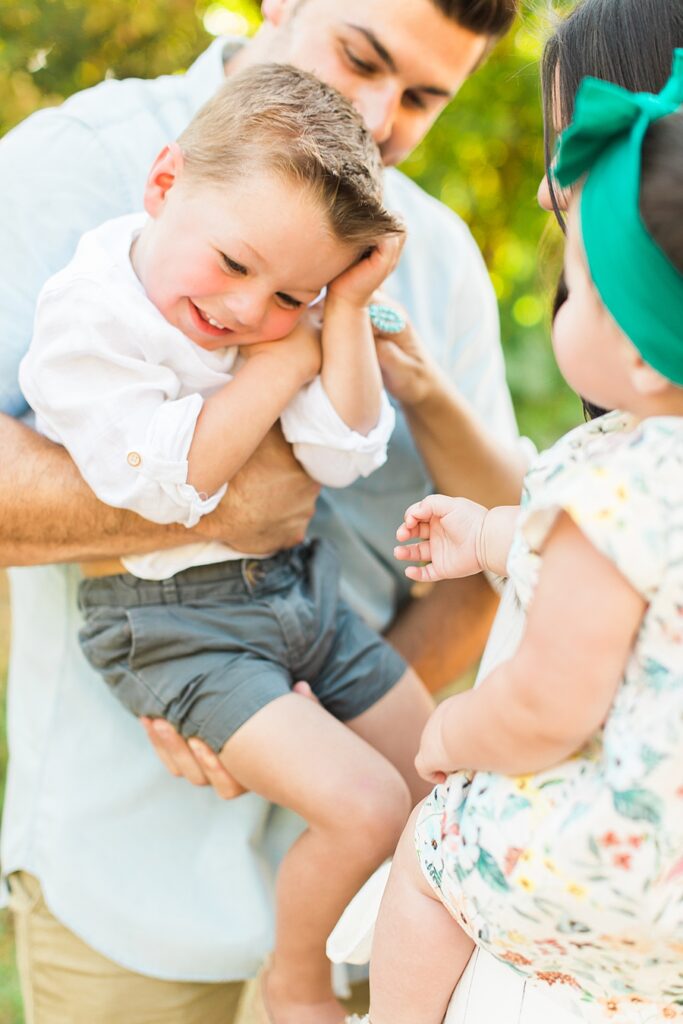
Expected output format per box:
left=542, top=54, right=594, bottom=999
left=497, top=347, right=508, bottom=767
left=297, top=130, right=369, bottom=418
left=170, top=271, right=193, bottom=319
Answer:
left=1, top=0, right=582, bottom=450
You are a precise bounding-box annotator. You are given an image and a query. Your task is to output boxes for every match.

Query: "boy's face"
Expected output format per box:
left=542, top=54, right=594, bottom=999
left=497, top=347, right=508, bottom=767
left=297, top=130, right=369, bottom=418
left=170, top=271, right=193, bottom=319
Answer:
left=257, top=0, right=489, bottom=167
left=137, top=158, right=357, bottom=351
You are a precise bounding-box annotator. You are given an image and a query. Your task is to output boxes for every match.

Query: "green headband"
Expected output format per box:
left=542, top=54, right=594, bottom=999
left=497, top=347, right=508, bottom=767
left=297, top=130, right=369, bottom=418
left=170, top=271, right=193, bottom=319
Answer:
left=554, top=50, right=683, bottom=386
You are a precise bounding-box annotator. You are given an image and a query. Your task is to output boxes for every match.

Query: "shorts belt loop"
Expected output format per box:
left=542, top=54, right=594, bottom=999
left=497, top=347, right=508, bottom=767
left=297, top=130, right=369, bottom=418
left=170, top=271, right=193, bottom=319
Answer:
left=161, top=575, right=179, bottom=604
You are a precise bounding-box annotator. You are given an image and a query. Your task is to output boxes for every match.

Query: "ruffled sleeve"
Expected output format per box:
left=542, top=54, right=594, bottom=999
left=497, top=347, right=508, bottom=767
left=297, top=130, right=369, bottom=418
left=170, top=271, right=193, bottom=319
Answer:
left=520, top=423, right=672, bottom=601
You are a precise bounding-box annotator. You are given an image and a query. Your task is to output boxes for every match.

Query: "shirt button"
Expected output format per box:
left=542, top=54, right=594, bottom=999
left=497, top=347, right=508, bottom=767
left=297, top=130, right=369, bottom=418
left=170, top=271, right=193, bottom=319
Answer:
left=127, top=451, right=142, bottom=468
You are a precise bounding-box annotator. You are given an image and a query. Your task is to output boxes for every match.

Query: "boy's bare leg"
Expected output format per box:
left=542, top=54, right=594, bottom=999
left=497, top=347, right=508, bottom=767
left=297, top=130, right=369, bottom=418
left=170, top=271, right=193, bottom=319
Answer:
left=369, top=806, right=475, bottom=1024
left=220, top=694, right=412, bottom=1024
left=346, top=668, right=435, bottom=803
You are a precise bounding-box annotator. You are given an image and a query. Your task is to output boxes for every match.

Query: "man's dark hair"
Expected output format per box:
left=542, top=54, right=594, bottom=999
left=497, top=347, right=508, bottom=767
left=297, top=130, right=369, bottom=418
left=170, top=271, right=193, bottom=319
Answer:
left=430, top=0, right=517, bottom=39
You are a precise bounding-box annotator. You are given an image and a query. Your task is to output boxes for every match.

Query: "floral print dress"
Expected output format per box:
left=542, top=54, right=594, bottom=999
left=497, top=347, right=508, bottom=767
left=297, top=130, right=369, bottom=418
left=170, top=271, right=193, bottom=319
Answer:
left=415, top=412, right=683, bottom=1023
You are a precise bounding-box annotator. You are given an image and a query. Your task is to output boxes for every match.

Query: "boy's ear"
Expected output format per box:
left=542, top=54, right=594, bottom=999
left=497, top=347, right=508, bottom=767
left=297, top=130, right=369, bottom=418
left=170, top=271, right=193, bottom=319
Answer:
left=261, top=0, right=292, bottom=27
left=143, top=143, right=184, bottom=217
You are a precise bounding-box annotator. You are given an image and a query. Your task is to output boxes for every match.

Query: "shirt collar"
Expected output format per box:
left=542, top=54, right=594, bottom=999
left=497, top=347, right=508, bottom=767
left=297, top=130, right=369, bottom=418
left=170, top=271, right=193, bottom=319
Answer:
left=182, top=36, right=244, bottom=120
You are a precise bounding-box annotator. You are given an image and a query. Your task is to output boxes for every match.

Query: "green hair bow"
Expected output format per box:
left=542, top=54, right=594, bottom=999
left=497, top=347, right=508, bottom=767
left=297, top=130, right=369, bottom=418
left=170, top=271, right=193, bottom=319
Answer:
left=553, top=50, right=683, bottom=386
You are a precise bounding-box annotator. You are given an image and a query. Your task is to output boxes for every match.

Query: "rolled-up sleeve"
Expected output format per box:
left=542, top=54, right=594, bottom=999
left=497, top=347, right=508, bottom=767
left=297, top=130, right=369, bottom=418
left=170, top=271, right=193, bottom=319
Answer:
left=280, top=376, right=395, bottom=488
left=19, top=281, right=225, bottom=526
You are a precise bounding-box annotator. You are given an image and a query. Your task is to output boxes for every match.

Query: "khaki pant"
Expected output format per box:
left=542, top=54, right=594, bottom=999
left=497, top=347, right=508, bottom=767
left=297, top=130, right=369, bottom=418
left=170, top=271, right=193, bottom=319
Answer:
left=9, top=873, right=370, bottom=1023
left=8, top=873, right=244, bottom=1024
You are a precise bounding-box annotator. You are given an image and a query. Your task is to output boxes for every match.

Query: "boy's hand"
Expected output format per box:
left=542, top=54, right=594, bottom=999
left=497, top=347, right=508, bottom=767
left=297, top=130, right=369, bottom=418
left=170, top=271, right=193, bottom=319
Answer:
left=395, top=495, right=488, bottom=582
left=239, top=311, right=322, bottom=383
left=327, top=233, right=404, bottom=308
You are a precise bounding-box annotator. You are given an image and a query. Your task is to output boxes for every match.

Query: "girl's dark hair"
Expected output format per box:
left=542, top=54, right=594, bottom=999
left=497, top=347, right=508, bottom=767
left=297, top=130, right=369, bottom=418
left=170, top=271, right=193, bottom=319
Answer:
left=542, top=0, right=683, bottom=230
left=553, top=113, right=683, bottom=422
left=640, top=112, right=683, bottom=275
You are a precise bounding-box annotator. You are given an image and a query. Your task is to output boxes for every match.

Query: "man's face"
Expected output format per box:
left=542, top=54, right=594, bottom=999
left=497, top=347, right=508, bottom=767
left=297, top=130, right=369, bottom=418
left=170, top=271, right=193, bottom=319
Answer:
left=258, top=0, right=489, bottom=166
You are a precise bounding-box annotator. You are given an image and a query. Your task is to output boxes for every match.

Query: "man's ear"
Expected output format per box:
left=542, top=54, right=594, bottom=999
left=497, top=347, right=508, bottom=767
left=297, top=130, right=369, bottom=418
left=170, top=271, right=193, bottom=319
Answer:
left=143, top=143, right=184, bottom=217
left=261, top=0, right=292, bottom=27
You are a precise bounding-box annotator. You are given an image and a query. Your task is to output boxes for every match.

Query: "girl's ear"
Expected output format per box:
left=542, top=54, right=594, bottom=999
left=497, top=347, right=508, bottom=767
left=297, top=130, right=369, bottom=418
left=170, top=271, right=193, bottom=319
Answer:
left=629, top=350, right=670, bottom=397
left=143, top=143, right=184, bottom=217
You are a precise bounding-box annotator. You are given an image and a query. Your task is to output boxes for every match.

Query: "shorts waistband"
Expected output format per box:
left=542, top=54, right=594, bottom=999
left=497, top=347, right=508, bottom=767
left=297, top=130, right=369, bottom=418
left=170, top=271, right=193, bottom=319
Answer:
left=78, top=541, right=317, bottom=608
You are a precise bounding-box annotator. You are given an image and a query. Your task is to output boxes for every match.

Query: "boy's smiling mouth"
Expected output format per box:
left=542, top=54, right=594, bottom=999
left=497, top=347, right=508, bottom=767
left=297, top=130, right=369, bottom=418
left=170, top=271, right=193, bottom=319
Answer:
left=189, top=300, right=236, bottom=338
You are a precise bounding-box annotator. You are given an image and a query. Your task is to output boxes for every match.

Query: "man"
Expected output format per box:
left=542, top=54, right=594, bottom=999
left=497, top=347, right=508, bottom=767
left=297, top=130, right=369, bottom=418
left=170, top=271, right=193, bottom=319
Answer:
left=0, top=1, right=520, bottom=1021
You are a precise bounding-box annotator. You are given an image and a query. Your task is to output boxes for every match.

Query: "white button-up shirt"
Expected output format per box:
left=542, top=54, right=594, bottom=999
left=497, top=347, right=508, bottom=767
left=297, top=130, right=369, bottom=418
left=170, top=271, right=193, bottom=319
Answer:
left=19, top=212, right=394, bottom=578
left=1, top=38, right=519, bottom=980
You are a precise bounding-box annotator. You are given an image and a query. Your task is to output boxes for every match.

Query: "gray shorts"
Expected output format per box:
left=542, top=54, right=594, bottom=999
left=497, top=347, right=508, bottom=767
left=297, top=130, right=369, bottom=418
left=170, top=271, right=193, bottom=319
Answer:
left=78, top=540, right=407, bottom=753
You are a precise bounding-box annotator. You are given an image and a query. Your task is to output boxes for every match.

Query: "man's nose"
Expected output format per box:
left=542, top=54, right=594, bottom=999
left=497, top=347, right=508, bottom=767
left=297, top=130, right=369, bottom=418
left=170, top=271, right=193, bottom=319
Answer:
left=356, top=84, right=401, bottom=145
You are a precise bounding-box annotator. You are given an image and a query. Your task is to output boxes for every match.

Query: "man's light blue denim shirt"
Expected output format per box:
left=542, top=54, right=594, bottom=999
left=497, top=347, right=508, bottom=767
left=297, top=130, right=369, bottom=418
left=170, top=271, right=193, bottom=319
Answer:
left=0, top=38, right=518, bottom=979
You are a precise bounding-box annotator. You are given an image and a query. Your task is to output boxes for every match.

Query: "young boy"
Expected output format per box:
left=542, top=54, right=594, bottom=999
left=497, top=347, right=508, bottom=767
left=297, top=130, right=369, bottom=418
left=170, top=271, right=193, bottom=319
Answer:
left=19, top=63, right=434, bottom=1024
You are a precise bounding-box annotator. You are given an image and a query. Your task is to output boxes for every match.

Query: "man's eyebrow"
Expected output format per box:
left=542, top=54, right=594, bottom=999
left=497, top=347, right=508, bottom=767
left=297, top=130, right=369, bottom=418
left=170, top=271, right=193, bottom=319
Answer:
left=344, top=23, right=453, bottom=99
left=345, top=23, right=397, bottom=72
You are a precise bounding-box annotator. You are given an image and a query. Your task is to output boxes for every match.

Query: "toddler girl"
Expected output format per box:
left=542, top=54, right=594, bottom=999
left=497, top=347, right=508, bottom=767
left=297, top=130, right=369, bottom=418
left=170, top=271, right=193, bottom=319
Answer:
left=350, top=52, right=683, bottom=1024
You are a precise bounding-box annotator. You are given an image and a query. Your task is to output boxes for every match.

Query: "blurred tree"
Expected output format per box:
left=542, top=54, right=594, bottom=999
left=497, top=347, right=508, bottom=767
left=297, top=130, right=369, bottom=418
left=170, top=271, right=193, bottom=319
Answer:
left=0, top=0, right=581, bottom=447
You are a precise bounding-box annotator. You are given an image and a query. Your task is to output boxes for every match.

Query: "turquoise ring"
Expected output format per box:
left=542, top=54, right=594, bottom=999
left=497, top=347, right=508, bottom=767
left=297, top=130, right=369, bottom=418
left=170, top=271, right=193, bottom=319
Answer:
left=368, top=303, right=406, bottom=334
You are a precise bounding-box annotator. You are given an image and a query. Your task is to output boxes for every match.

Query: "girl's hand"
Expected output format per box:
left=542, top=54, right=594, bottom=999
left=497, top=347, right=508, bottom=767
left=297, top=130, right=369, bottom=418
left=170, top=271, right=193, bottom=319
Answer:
left=414, top=699, right=458, bottom=785
left=395, top=494, right=488, bottom=582
left=327, top=233, right=404, bottom=308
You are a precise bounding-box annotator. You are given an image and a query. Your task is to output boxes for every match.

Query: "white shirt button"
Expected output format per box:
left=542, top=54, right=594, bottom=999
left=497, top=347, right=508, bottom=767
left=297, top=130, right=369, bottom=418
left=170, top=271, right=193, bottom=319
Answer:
left=127, top=451, right=142, bottom=468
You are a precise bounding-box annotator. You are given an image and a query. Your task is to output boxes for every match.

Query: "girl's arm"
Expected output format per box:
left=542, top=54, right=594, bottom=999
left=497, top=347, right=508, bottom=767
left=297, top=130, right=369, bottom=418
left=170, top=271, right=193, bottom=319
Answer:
left=416, top=512, right=646, bottom=783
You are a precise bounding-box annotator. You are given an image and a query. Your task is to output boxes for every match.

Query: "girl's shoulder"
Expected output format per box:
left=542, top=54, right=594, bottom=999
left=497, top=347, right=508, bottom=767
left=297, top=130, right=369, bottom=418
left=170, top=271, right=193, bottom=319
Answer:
left=523, top=411, right=683, bottom=504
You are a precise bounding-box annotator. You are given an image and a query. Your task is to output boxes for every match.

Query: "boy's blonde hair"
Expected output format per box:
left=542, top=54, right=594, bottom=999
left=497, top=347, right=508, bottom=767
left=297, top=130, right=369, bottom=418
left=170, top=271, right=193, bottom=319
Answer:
left=177, top=63, right=402, bottom=249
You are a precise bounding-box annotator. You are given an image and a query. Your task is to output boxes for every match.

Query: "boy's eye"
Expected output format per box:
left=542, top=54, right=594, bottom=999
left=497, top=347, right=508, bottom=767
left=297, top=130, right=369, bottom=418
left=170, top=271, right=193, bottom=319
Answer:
left=343, top=45, right=377, bottom=75
left=221, top=253, right=247, bottom=275
left=275, top=292, right=303, bottom=310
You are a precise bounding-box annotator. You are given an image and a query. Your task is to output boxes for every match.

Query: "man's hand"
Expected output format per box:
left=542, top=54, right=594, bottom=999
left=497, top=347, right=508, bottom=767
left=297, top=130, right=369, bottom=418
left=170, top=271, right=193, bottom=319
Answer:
left=197, top=423, right=319, bottom=554
left=395, top=494, right=488, bottom=582
left=141, top=682, right=319, bottom=798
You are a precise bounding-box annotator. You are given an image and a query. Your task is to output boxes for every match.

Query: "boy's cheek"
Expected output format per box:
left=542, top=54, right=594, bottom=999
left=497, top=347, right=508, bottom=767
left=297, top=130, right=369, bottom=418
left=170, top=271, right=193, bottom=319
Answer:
left=258, top=308, right=305, bottom=343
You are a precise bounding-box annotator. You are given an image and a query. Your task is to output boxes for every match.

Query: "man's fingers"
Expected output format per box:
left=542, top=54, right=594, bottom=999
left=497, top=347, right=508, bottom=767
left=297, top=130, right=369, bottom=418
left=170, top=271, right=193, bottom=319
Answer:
left=187, top=739, right=247, bottom=800
left=292, top=680, right=320, bottom=704
left=141, top=718, right=208, bottom=787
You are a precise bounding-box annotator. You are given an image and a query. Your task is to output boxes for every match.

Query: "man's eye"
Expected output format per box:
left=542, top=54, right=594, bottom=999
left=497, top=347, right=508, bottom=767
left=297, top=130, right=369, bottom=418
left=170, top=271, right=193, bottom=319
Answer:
left=221, top=254, right=247, bottom=275
left=403, top=90, right=426, bottom=111
left=344, top=46, right=376, bottom=75
left=276, top=292, right=303, bottom=310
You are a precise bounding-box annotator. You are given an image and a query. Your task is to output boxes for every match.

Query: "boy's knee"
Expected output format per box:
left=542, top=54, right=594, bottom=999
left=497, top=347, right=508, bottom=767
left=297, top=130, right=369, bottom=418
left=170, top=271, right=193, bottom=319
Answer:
left=338, top=766, right=412, bottom=855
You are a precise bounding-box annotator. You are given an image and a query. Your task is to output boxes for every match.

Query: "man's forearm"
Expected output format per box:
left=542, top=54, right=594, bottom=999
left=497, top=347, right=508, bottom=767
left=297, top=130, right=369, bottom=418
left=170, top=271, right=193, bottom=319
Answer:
left=386, top=573, right=498, bottom=695
left=0, top=415, right=192, bottom=566
left=405, top=373, right=527, bottom=508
